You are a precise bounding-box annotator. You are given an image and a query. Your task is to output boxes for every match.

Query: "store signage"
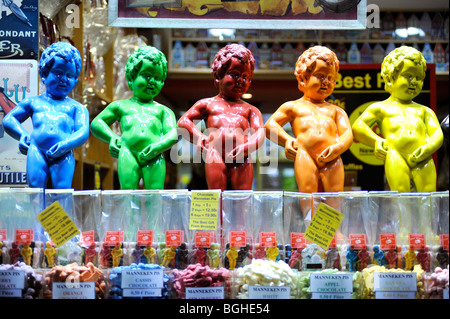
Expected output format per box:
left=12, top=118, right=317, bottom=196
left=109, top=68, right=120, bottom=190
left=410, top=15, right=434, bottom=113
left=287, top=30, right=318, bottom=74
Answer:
left=304, top=202, right=344, bottom=250
left=37, top=201, right=80, bottom=248
left=0, top=270, right=25, bottom=298
left=373, top=272, right=417, bottom=299
left=109, top=0, right=367, bottom=29
left=122, top=269, right=164, bottom=297
left=189, top=190, right=220, bottom=231
left=0, top=60, right=37, bottom=187
left=248, top=286, right=291, bottom=299
left=52, top=282, right=96, bottom=299
left=165, top=229, right=184, bottom=246
left=194, top=230, right=214, bottom=248
left=379, top=233, right=396, bottom=250
left=310, top=273, right=353, bottom=299
left=0, top=0, right=38, bottom=59
left=230, top=230, right=246, bottom=247
left=14, top=228, right=33, bottom=245
left=186, top=287, right=225, bottom=299
left=137, top=230, right=154, bottom=246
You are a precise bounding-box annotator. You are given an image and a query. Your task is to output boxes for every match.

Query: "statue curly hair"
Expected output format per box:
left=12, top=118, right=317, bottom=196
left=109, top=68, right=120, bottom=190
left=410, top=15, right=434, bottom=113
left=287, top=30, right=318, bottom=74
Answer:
left=38, top=42, right=82, bottom=80
left=125, top=46, right=168, bottom=88
left=294, top=45, right=339, bottom=85
left=211, top=43, right=255, bottom=84
left=381, top=46, right=427, bottom=93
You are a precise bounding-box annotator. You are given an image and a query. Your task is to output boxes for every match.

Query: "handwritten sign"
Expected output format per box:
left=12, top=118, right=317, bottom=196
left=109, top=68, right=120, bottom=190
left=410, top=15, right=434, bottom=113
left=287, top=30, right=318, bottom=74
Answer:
left=304, top=203, right=344, bottom=250
left=37, top=201, right=79, bottom=247
left=189, top=191, right=220, bottom=231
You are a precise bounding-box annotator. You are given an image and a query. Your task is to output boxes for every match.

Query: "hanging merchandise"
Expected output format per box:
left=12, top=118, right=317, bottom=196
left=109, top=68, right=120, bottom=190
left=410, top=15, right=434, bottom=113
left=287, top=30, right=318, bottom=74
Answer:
left=335, top=42, right=348, bottom=64
left=247, top=41, right=259, bottom=69
left=360, top=43, right=372, bottom=64
left=283, top=192, right=311, bottom=270
left=252, top=192, right=284, bottom=263
left=282, top=43, right=296, bottom=70
left=222, top=191, right=253, bottom=270
left=112, top=30, right=148, bottom=101
left=208, top=42, right=220, bottom=67
left=372, top=44, right=385, bottom=64
left=259, top=42, right=271, bottom=70
left=420, top=12, right=433, bottom=40
left=347, top=43, right=361, bottom=64
left=431, top=12, right=444, bottom=40
left=407, top=14, right=421, bottom=40
left=422, top=43, right=434, bottom=63
left=184, top=43, right=196, bottom=68
left=160, top=190, right=191, bottom=270
left=434, top=42, right=446, bottom=72
left=270, top=42, right=283, bottom=70
left=195, top=41, right=208, bottom=69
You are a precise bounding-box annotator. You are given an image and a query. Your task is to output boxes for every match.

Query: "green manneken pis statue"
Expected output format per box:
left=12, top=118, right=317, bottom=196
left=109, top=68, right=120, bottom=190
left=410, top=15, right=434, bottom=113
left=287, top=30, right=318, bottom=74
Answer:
left=90, top=46, right=177, bottom=189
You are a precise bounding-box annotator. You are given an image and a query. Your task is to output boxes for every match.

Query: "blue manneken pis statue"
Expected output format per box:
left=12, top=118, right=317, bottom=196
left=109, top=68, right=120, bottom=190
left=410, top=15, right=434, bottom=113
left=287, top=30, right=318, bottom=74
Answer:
left=2, top=42, right=89, bottom=189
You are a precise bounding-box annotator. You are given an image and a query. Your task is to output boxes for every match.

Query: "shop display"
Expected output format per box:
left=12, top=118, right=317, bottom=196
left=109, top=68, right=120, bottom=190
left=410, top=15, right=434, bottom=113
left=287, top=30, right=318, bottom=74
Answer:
left=352, top=46, right=444, bottom=193
left=43, top=262, right=106, bottom=299
left=264, top=46, right=353, bottom=196
left=91, top=46, right=177, bottom=190
left=178, top=44, right=265, bottom=190
left=2, top=42, right=89, bottom=189
left=0, top=0, right=448, bottom=304
left=0, top=188, right=448, bottom=299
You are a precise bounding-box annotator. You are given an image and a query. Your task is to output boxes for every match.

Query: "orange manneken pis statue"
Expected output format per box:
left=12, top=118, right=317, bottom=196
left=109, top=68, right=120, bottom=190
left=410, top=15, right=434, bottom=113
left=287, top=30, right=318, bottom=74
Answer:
left=177, top=44, right=265, bottom=190
left=352, top=46, right=443, bottom=192
left=264, top=46, right=353, bottom=200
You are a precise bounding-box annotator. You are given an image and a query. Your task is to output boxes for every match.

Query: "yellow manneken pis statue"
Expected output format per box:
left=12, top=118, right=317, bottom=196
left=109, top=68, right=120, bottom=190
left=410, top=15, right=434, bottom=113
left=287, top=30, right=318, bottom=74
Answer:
left=352, top=46, right=444, bottom=192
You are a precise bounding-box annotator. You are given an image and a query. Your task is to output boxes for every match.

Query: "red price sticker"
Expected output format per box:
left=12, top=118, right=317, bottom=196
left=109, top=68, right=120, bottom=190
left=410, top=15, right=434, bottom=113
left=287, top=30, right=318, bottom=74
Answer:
left=165, top=230, right=184, bottom=247
left=349, top=233, right=367, bottom=249
left=15, top=229, right=33, bottom=245
left=195, top=231, right=214, bottom=248
left=0, top=229, right=6, bottom=241
left=104, top=230, right=124, bottom=246
left=409, top=233, right=426, bottom=249
left=137, top=230, right=154, bottom=246
left=440, top=234, right=449, bottom=251
left=79, top=230, right=95, bottom=247
left=290, top=232, right=306, bottom=249
left=380, top=233, right=397, bottom=250
left=230, top=231, right=246, bottom=248
left=259, top=231, right=277, bottom=248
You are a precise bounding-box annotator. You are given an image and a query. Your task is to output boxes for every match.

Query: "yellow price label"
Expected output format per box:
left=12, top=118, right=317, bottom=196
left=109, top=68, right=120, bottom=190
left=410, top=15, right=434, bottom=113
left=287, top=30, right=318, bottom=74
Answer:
left=189, top=191, right=220, bottom=231
left=304, top=202, right=344, bottom=250
left=37, top=201, right=80, bottom=247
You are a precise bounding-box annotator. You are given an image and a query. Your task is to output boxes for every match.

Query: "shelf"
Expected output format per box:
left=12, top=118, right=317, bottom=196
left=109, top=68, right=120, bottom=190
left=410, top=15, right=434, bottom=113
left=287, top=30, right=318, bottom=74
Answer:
left=168, top=68, right=449, bottom=81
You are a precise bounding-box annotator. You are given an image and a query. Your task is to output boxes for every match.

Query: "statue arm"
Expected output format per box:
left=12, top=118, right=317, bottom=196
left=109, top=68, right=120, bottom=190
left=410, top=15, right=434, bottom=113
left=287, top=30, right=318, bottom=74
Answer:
left=264, top=102, right=297, bottom=160
left=411, top=107, right=444, bottom=163
left=177, top=99, right=209, bottom=151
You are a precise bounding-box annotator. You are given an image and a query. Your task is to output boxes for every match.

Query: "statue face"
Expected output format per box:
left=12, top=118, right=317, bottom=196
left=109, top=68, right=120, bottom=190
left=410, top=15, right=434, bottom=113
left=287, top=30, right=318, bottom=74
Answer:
left=302, top=59, right=337, bottom=102
left=390, top=59, right=424, bottom=103
left=217, top=57, right=252, bottom=101
left=43, top=56, right=78, bottom=99
left=131, top=59, right=165, bottom=102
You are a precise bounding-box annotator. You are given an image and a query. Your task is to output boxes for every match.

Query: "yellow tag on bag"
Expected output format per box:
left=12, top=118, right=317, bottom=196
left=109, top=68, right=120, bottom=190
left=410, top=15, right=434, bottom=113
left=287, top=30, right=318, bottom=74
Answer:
left=37, top=201, right=80, bottom=247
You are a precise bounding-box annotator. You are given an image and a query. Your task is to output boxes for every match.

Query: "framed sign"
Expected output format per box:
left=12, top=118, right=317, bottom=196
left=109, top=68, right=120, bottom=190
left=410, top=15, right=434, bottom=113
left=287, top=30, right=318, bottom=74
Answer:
left=0, top=60, right=38, bottom=187
left=109, top=0, right=367, bottom=29
left=0, top=0, right=39, bottom=59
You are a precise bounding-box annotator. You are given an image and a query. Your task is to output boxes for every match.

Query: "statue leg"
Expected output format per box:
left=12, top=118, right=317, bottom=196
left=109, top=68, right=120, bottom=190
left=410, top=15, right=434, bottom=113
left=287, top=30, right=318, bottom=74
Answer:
left=294, top=147, right=319, bottom=193
left=26, top=143, right=49, bottom=188
left=142, top=154, right=166, bottom=189
left=385, top=149, right=411, bottom=192
left=204, top=147, right=228, bottom=190
left=118, top=147, right=141, bottom=189
left=320, top=157, right=345, bottom=192
left=412, top=157, right=437, bottom=192
left=230, top=158, right=253, bottom=190
left=49, top=151, right=75, bottom=189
